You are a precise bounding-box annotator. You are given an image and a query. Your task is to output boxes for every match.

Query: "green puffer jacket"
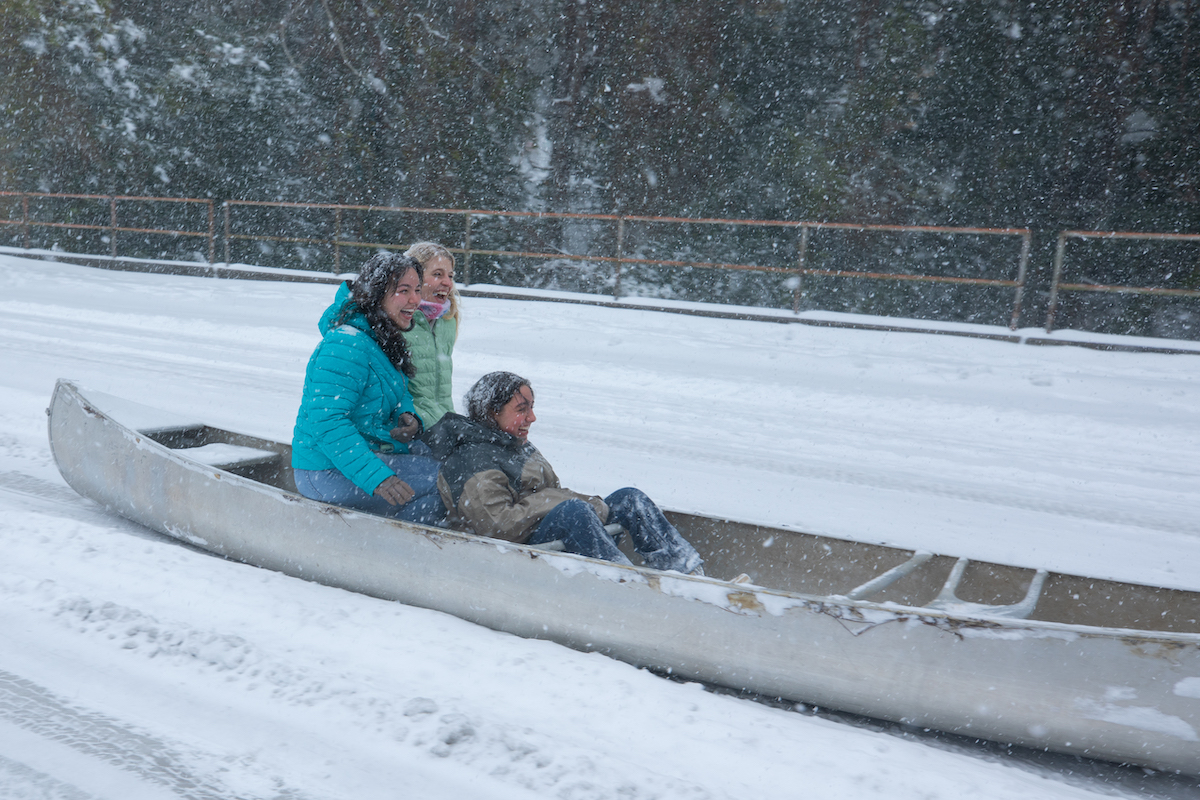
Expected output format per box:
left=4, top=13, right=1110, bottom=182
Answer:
left=405, top=310, right=457, bottom=427
left=318, top=282, right=456, bottom=427
left=292, top=303, right=418, bottom=495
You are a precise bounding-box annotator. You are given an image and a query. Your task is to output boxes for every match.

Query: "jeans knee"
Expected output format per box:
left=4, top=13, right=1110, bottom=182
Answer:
left=293, top=470, right=318, bottom=500
left=557, top=498, right=598, bottom=519
left=605, top=486, right=647, bottom=507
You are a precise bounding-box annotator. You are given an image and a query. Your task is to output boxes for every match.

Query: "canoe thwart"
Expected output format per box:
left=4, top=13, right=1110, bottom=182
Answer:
left=926, top=557, right=1049, bottom=619
left=843, top=550, right=934, bottom=601
left=604, top=522, right=626, bottom=546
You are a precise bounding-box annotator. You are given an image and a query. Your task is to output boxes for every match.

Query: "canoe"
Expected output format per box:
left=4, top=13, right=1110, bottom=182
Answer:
left=46, top=379, right=1200, bottom=775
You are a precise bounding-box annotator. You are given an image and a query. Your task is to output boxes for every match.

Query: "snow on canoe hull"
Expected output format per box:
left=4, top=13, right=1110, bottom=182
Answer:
left=47, top=379, right=1200, bottom=775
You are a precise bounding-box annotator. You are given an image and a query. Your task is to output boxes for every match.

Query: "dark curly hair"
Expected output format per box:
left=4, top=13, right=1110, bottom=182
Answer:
left=336, top=252, right=424, bottom=377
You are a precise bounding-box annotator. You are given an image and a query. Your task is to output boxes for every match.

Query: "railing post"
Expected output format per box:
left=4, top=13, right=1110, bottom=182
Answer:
left=462, top=213, right=473, bottom=285
left=1044, top=232, right=1068, bottom=332
left=109, top=196, right=118, bottom=259
left=21, top=194, right=29, bottom=249
left=1008, top=231, right=1030, bottom=330
left=223, top=202, right=231, bottom=265
left=792, top=225, right=809, bottom=313
left=207, top=200, right=215, bottom=264
left=613, top=217, right=625, bottom=300
left=334, top=206, right=342, bottom=273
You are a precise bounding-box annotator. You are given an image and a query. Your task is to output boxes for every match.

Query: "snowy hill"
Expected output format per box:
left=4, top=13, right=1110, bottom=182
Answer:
left=2, top=255, right=1198, bottom=799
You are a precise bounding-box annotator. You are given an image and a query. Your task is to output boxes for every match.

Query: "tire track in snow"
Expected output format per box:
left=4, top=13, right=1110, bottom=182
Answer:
left=0, top=752, right=97, bottom=800
left=0, top=472, right=170, bottom=542
left=0, top=670, right=296, bottom=800
left=0, top=472, right=96, bottom=508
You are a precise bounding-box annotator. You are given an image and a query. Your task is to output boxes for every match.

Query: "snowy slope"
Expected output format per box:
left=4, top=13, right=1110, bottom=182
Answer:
left=1, top=255, right=1198, bottom=799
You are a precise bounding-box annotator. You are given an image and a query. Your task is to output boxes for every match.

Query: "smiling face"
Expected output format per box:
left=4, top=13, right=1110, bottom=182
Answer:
left=492, top=385, right=536, bottom=440
left=381, top=266, right=421, bottom=330
left=420, top=255, right=455, bottom=304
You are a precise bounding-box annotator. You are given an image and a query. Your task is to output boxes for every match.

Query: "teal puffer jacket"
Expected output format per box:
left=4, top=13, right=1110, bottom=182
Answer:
left=318, top=282, right=456, bottom=427
left=292, top=303, right=418, bottom=495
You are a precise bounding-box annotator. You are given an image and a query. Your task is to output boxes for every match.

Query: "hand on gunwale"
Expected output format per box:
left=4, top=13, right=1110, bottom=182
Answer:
left=374, top=475, right=415, bottom=506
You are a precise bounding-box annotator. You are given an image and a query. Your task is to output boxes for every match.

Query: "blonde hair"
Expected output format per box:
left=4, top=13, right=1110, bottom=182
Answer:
left=404, top=241, right=462, bottom=325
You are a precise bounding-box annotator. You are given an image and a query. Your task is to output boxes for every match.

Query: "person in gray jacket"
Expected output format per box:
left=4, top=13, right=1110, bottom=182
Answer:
left=421, top=371, right=704, bottom=574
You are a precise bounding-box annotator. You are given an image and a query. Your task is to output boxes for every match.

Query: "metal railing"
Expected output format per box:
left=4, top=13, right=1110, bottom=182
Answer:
left=9, top=191, right=1200, bottom=337
left=0, top=192, right=215, bottom=262
left=222, top=200, right=1031, bottom=329
left=1045, top=230, right=1200, bottom=332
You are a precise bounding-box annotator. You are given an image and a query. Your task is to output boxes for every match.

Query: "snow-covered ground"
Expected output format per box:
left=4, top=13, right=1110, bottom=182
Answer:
left=2, top=254, right=1199, bottom=799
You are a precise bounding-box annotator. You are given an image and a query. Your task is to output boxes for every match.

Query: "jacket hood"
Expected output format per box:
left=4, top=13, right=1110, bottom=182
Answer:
left=319, top=281, right=371, bottom=335
left=422, top=413, right=530, bottom=460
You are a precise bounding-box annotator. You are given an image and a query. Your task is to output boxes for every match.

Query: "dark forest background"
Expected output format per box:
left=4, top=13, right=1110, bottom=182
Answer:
left=2, top=0, right=1199, bottom=335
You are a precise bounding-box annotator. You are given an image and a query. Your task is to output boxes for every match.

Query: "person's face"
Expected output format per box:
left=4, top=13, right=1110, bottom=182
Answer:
left=382, top=267, right=421, bottom=330
left=492, top=385, right=536, bottom=440
left=420, top=255, right=455, bottom=303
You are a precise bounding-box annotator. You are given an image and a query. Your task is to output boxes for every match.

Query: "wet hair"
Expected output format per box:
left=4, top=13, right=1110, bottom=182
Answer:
left=464, top=371, right=533, bottom=427
left=338, top=252, right=424, bottom=377
left=404, top=240, right=462, bottom=326
left=404, top=240, right=452, bottom=266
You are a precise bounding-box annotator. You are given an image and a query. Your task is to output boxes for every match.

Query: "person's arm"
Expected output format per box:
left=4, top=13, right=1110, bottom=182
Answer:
left=535, top=458, right=608, bottom=522
left=390, top=412, right=422, bottom=442
left=373, top=475, right=415, bottom=505
left=299, top=334, right=397, bottom=495
left=456, top=469, right=595, bottom=543
left=394, top=384, right=420, bottom=429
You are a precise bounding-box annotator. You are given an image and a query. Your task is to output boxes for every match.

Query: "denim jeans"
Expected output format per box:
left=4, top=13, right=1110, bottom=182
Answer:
left=294, top=452, right=445, bottom=525
left=526, top=487, right=703, bottom=573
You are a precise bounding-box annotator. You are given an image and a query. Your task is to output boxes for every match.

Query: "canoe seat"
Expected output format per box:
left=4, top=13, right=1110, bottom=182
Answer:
left=175, top=443, right=280, bottom=470
left=925, top=558, right=1049, bottom=619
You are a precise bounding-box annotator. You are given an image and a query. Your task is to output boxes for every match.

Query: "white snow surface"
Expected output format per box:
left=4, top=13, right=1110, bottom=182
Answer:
left=2, top=255, right=1199, bottom=799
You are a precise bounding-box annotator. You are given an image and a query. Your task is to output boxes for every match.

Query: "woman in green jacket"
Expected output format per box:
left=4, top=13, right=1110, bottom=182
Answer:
left=403, top=241, right=461, bottom=427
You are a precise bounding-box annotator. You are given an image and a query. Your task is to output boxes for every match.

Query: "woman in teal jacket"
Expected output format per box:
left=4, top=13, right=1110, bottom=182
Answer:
left=403, top=241, right=460, bottom=427
left=292, top=253, right=445, bottom=524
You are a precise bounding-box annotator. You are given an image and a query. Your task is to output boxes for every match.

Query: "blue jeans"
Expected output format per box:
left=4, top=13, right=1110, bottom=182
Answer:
left=294, top=453, right=445, bottom=525
left=526, top=488, right=703, bottom=573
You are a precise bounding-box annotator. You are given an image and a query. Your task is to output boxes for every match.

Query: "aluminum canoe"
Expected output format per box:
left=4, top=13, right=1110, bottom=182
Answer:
left=46, top=379, right=1200, bottom=775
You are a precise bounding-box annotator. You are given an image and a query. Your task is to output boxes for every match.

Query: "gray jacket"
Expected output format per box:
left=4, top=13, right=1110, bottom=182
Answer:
left=422, top=414, right=607, bottom=542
